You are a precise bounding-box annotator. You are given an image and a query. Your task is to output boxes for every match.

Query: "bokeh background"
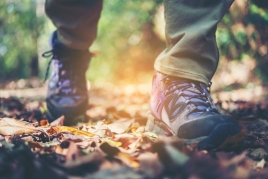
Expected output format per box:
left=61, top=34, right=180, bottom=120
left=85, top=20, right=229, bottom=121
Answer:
left=0, top=0, right=268, bottom=95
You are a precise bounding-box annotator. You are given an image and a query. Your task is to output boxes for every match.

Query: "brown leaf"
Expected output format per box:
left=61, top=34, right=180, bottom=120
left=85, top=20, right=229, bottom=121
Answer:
left=39, top=119, right=49, bottom=127
left=0, top=135, right=4, bottom=141
left=55, top=145, right=68, bottom=156
left=117, top=152, right=140, bottom=168
left=50, top=116, right=65, bottom=127
left=138, top=152, right=163, bottom=178
left=27, top=141, right=44, bottom=150
left=65, top=141, right=83, bottom=161
left=107, top=118, right=134, bottom=134
left=86, top=121, right=113, bottom=137
left=101, top=138, right=122, bottom=147
left=0, top=118, right=38, bottom=135
left=113, top=134, right=140, bottom=149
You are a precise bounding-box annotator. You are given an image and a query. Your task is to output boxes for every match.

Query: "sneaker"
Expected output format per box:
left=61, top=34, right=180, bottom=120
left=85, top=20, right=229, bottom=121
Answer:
left=146, top=71, right=242, bottom=150
left=42, top=31, right=91, bottom=125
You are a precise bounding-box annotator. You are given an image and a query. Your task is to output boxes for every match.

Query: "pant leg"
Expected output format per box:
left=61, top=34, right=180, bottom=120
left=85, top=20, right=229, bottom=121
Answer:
left=45, top=0, right=102, bottom=50
left=155, top=0, right=234, bottom=85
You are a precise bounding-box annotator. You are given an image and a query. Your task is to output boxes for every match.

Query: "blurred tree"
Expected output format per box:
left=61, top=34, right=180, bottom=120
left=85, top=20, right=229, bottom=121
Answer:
left=0, top=0, right=45, bottom=80
left=1, top=0, right=268, bottom=88
left=88, top=0, right=164, bottom=84
left=216, top=0, right=268, bottom=84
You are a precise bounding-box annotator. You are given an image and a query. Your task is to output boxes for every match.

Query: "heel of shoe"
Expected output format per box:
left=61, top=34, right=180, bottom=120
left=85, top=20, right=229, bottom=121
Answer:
left=146, top=113, right=174, bottom=136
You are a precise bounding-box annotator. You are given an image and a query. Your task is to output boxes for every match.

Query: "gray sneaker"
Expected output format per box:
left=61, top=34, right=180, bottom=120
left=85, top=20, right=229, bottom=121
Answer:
left=146, top=71, right=242, bottom=150
left=42, top=31, right=91, bottom=125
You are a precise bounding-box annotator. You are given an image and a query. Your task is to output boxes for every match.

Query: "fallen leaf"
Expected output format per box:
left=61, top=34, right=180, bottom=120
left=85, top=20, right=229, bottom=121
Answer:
left=101, top=138, right=122, bottom=147
left=99, top=142, right=139, bottom=168
left=117, top=152, right=140, bottom=168
left=51, top=116, right=65, bottom=127
left=53, top=126, right=95, bottom=137
left=65, top=141, right=83, bottom=161
left=256, top=159, right=266, bottom=169
left=113, top=134, right=140, bottom=149
left=138, top=152, right=163, bottom=178
left=135, top=126, right=145, bottom=133
left=107, top=118, right=134, bottom=134
left=100, top=142, right=120, bottom=156
left=0, top=135, right=4, bottom=141
left=27, top=141, right=44, bottom=150
left=39, top=119, right=49, bottom=127
left=55, top=145, right=68, bottom=155
left=249, top=148, right=267, bottom=160
left=0, top=118, right=38, bottom=135
left=143, top=132, right=158, bottom=139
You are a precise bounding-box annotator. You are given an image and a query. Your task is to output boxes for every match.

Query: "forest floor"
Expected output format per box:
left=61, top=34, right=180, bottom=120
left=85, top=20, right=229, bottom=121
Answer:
left=1, top=81, right=268, bottom=179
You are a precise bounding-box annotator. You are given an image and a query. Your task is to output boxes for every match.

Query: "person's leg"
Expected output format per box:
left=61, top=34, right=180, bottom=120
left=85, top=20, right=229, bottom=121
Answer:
left=44, top=0, right=102, bottom=125
left=45, top=0, right=102, bottom=50
left=155, top=0, right=233, bottom=85
left=147, top=0, right=243, bottom=150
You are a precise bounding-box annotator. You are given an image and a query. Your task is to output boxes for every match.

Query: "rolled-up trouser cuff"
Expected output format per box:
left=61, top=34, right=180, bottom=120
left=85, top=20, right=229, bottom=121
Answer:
left=154, top=62, right=209, bottom=85
left=155, top=0, right=234, bottom=86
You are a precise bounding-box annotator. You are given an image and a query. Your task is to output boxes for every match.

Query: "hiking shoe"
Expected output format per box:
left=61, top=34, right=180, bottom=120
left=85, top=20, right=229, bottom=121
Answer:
left=146, top=71, right=242, bottom=150
left=42, top=31, right=91, bottom=125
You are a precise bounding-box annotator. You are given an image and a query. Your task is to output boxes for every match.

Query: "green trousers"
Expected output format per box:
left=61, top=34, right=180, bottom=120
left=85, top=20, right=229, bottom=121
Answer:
left=45, top=0, right=233, bottom=85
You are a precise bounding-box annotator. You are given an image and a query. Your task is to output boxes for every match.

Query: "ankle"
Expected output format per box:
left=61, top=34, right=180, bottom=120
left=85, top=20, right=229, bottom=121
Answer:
left=51, top=31, right=92, bottom=60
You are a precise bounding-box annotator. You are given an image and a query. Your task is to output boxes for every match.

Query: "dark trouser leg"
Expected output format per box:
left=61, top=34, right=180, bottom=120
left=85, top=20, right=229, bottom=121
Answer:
left=45, top=0, right=103, bottom=50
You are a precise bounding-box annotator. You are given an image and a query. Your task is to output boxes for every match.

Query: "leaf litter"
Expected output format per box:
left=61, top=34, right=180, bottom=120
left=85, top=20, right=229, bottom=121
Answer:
left=1, top=87, right=268, bottom=178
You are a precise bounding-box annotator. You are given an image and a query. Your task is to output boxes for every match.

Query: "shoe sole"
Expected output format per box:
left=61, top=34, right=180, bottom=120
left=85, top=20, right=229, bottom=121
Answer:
left=46, top=108, right=86, bottom=126
left=146, top=113, right=245, bottom=150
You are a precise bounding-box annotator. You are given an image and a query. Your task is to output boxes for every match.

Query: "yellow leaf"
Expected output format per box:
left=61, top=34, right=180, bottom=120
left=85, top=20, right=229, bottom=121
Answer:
left=101, top=138, right=122, bottom=147
left=52, top=126, right=95, bottom=137
left=117, top=152, right=140, bottom=168
left=143, top=132, right=158, bottom=139
left=0, top=118, right=38, bottom=135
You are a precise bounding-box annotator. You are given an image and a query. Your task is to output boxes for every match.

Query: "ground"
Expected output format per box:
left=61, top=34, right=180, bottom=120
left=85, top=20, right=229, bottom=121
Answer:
left=1, top=82, right=268, bottom=179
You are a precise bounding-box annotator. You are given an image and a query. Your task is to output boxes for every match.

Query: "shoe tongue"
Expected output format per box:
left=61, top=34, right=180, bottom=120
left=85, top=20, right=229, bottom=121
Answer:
left=168, top=76, right=202, bottom=86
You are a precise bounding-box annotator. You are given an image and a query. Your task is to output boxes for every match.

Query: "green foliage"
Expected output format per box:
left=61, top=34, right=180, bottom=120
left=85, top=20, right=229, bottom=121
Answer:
left=217, top=0, right=268, bottom=83
left=0, top=0, right=45, bottom=80
left=88, top=0, right=164, bottom=83
left=1, top=0, right=268, bottom=87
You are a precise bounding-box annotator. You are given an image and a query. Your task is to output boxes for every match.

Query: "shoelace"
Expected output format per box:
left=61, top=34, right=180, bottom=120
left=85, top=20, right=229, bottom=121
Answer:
left=163, top=77, right=218, bottom=117
left=42, top=50, right=55, bottom=82
left=42, top=50, right=75, bottom=94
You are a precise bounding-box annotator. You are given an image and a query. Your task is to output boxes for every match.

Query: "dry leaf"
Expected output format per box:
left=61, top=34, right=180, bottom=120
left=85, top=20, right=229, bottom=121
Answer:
left=50, top=116, right=65, bottom=127
left=53, top=126, right=95, bottom=137
left=138, top=152, right=163, bottom=178
left=86, top=124, right=112, bottom=137
left=55, top=145, right=69, bottom=156
left=39, top=119, right=49, bottom=127
left=27, top=141, right=44, bottom=150
left=0, top=118, right=38, bottom=135
left=117, top=152, right=140, bottom=168
left=143, top=132, right=158, bottom=139
left=101, top=138, right=122, bottom=147
left=256, top=159, right=266, bottom=169
left=65, top=141, right=83, bottom=161
left=0, top=135, right=4, bottom=141
left=135, top=126, right=145, bottom=133
left=107, top=118, right=134, bottom=134
left=113, top=134, right=140, bottom=149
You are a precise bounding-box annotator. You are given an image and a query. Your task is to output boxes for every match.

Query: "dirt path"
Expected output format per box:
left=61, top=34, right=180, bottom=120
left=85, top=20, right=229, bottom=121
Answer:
left=1, top=84, right=268, bottom=178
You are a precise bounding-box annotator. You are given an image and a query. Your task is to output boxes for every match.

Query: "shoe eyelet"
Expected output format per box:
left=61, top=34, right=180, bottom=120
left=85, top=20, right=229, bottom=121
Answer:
left=164, top=90, right=169, bottom=96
